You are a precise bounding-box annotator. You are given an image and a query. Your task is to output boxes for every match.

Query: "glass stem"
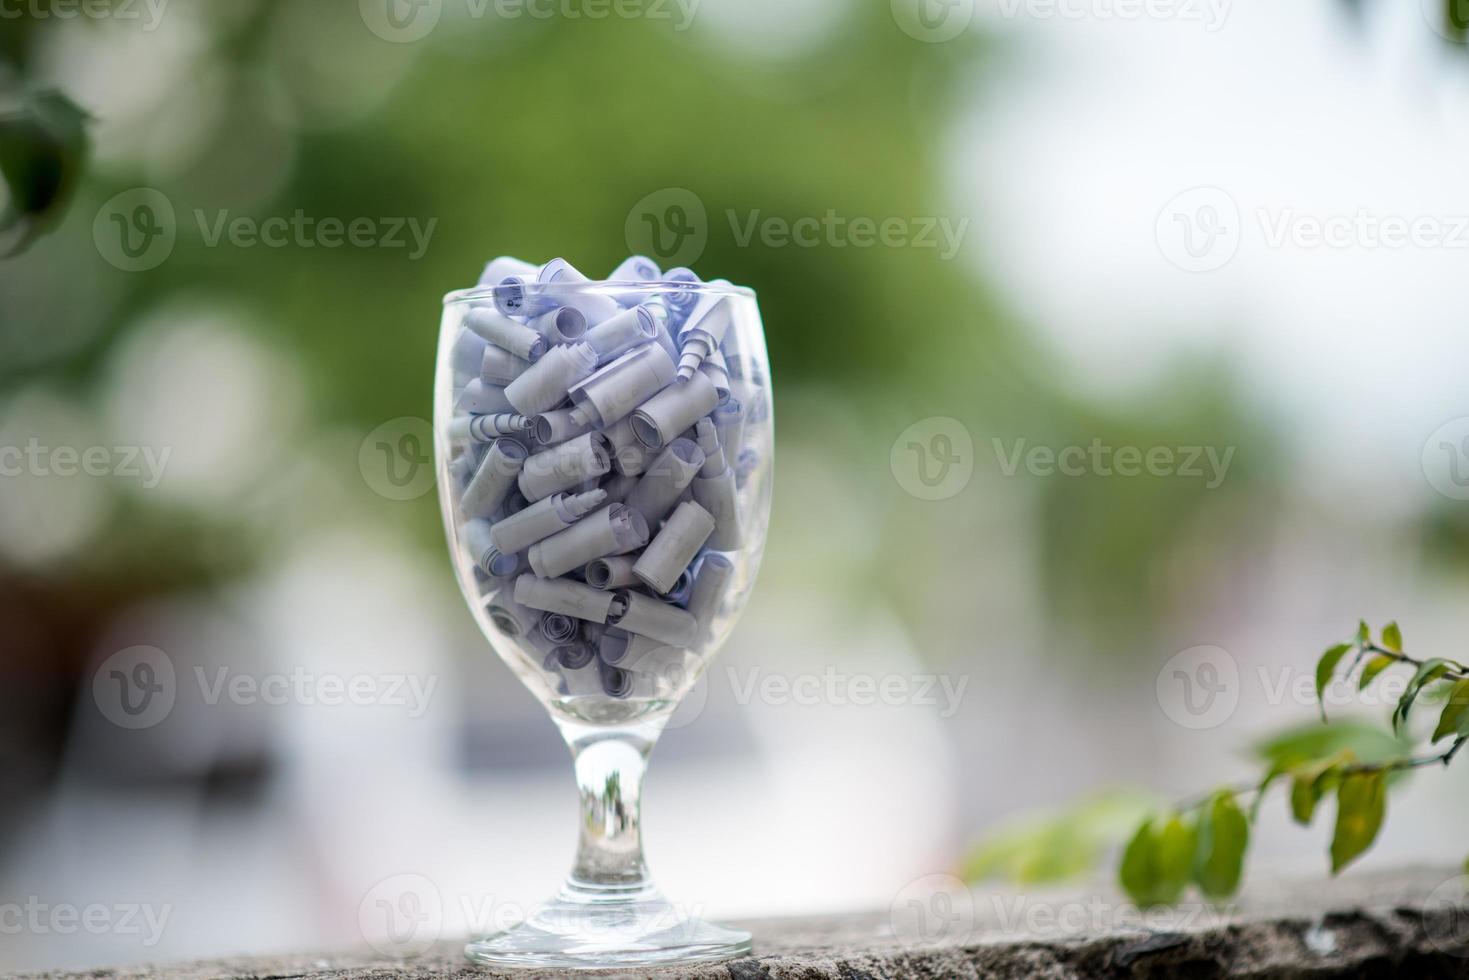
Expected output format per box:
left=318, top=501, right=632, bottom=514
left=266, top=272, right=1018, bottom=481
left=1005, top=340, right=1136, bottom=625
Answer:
left=555, top=718, right=665, bottom=903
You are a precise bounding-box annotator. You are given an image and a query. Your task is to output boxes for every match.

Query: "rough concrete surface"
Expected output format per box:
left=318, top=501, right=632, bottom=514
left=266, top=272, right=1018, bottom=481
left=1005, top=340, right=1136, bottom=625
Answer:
left=19, top=867, right=1469, bottom=979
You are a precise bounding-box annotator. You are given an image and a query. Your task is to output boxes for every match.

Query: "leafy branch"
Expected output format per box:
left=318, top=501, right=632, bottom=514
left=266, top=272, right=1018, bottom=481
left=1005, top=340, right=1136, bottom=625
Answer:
left=962, top=622, right=1469, bottom=906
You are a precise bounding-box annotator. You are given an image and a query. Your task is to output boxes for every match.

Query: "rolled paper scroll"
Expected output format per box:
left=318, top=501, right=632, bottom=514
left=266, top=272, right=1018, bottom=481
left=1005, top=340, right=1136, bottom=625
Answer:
left=692, top=470, right=740, bottom=550
left=461, top=438, right=529, bottom=519
left=504, top=342, right=597, bottom=416
left=482, top=344, right=533, bottom=385
left=464, top=519, right=523, bottom=578
left=675, top=288, right=735, bottom=381
left=583, top=306, right=659, bottom=363
left=450, top=413, right=535, bottom=443
left=686, top=553, right=733, bottom=644
left=711, top=400, right=745, bottom=464
left=555, top=643, right=604, bottom=696
left=478, top=255, right=539, bottom=287
left=489, top=488, right=606, bottom=555
left=624, top=438, right=704, bottom=526
left=529, top=307, right=587, bottom=346
left=493, top=274, right=558, bottom=319
left=452, top=329, right=488, bottom=383
left=567, top=343, right=676, bottom=429
left=518, top=432, right=612, bottom=501
left=457, top=379, right=516, bottom=416
left=528, top=503, right=649, bottom=579
left=697, top=349, right=731, bottom=404
left=643, top=297, right=682, bottom=364
left=600, top=471, right=639, bottom=505
left=581, top=621, right=608, bottom=646
left=585, top=554, right=639, bottom=590
left=608, top=255, right=661, bottom=281
left=666, top=567, right=694, bottom=606
left=633, top=500, right=715, bottom=594
left=465, top=307, right=547, bottom=362
left=539, top=258, right=622, bottom=325
left=598, top=628, right=631, bottom=665
left=599, top=661, right=635, bottom=699
left=485, top=595, right=539, bottom=639
left=692, top=418, right=726, bottom=476
left=449, top=452, right=475, bottom=487
left=616, top=633, right=689, bottom=676
left=629, top=371, right=719, bottom=450
left=608, top=589, right=698, bottom=647
left=539, top=612, right=580, bottom=645
left=514, top=574, right=616, bottom=623
left=532, top=407, right=595, bottom=446
left=611, top=444, right=652, bottom=478
left=659, top=267, right=703, bottom=323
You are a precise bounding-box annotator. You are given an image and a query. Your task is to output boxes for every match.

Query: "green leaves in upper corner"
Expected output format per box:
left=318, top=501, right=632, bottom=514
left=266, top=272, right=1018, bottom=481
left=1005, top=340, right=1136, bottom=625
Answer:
left=1393, top=659, right=1454, bottom=737
left=1432, top=679, right=1469, bottom=743
left=1330, top=772, right=1386, bottom=874
left=1314, top=642, right=1354, bottom=721
left=1118, top=793, right=1248, bottom=906
left=961, top=791, right=1154, bottom=887
left=1380, top=621, right=1403, bottom=653
left=1358, top=655, right=1395, bottom=692
left=0, top=87, right=91, bottom=257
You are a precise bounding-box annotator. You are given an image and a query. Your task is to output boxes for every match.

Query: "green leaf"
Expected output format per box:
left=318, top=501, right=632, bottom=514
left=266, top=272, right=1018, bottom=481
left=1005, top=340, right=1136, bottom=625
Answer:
left=961, top=791, right=1155, bottom=885
left=1393, top=659, right=1453, bottom=736
left=1193, top=793, right=1249, bottom=899
left=1330, top=772, right=1386, bottom=874
left=1357, top=621, right=1371, bottom=646
left=1255, top=720, right=1410, bottom=770
left=1432, top=679, right=1469, bottom=743
left=1381, top=622, right=1403, bottom=653
left=1119, top=816, right=1191, bottom=907
left=1315, top=643, right=1354, bottom=720
left=1358, top=655, right=1395, bottom=692
left=1290, top=777, right=1321, bottom=825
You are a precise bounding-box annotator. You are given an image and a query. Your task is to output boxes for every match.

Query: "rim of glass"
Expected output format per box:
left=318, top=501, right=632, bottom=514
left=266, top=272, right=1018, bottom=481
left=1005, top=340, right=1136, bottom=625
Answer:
left=443, top=279, right=757, bottom=306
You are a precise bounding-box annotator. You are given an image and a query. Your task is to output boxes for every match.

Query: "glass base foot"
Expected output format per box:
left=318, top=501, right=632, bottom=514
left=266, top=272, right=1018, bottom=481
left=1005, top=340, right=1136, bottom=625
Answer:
left=464, top=891, right=752, bottom=969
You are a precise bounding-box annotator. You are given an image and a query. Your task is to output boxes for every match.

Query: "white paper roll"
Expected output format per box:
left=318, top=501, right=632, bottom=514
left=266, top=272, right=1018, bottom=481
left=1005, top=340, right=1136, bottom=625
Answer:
left=513, top=574, right=617, bottom=623
left=711, top=400, right=745, bottom=462
left=608, top=590, right=698, bottom=647
left=583, top=306, right=659, bottom=363
left=629, top=372, right=719, bottom=449
left=608, top=255, right=661, bottom=281
left=478, top=256, right=538, bottom=287
left=481, top=344, right=533, bottom=385
left=452, top=328, right=488, bottom=382
left=484, top=595, right=539, bottom=639
left=539, top=258, right=622, bottom=324
left=504, top=343, right=597, bottom=416
left=568, top=342, right=676, bottom=428
left=624, top=438, right=704, bottom=526
left=529, top=307, right=587, bottom=346
left=528, top=503, right=649, bottom=579
left=517, top=432, right=612, bottom=501
left=600, top=471, right=639, bottom=505
left=692, top=469, right=740, bottom=550
left=461, top=438, right=529, bottom=519
left=450, top=413, right=535, bottom=443
left=456, top=379, right=516, bottom=416
left=585, top=554, right=639, bottom=590
left=489, top=488, right=606, bottom=555
left=465, top=307, right=547, bottom=362
left=532, top=407, right=595, bottom=446
left=463, top=519, right=522, bottom=577
left=687, top=553, right=733, bottom=645
left=633, top=500, right=715, bottom=594
left=538, top=612, right=580, bottom=645
left=493, top=275, right=558, bottom=319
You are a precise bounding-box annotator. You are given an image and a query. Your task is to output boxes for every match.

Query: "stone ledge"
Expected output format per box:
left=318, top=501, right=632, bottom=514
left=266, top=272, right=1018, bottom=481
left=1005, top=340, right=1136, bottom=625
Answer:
left=21, top=867, right=1469, bottom=979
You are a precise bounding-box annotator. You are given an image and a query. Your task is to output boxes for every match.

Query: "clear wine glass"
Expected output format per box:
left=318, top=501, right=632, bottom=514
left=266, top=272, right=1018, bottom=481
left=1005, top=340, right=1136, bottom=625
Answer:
left=434, top=274, right=772, bottom=968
